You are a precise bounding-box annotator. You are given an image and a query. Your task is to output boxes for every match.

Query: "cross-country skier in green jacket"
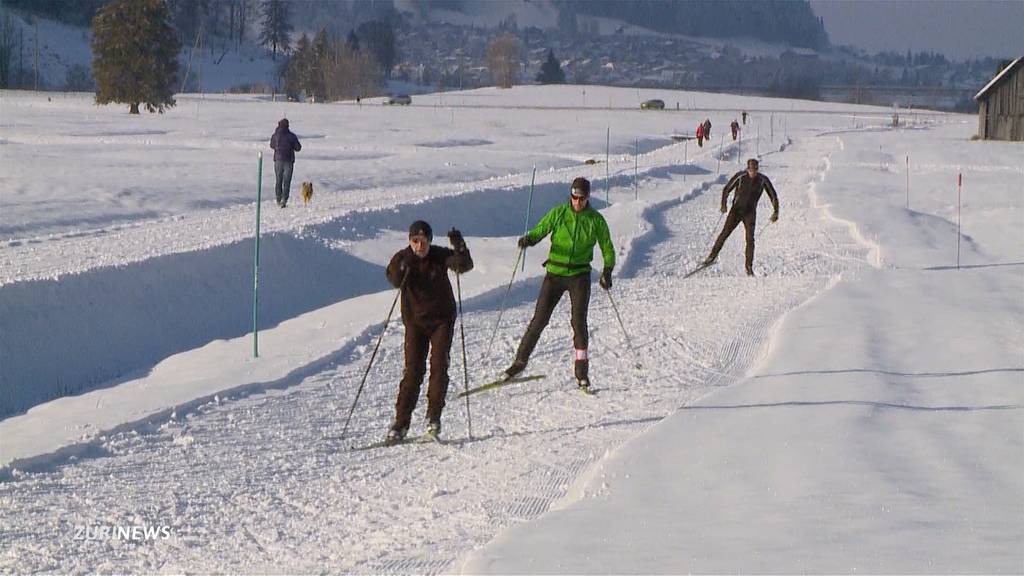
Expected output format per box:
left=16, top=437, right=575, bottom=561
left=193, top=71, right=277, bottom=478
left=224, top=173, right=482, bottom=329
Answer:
left=504, top=177, right=615, bottom=390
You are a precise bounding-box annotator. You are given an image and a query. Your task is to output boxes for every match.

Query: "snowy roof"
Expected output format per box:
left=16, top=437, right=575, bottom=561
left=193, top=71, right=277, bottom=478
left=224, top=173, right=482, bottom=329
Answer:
left=974, top=57, right=1023, bottom=101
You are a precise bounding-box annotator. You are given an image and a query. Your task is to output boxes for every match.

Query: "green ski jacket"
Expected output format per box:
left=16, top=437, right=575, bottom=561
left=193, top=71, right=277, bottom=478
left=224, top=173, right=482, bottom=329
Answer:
left=525, top=202, right=615, bottom=276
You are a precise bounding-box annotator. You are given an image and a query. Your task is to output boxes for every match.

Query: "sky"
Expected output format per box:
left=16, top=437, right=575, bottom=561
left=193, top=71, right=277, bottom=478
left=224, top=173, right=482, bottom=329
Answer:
left=810, top=0, right=1024, bottom=60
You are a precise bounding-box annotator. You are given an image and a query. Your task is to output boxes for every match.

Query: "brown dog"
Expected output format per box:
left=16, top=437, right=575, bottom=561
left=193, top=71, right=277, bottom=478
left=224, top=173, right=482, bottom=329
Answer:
left=301, top=181, right=313, bottom=205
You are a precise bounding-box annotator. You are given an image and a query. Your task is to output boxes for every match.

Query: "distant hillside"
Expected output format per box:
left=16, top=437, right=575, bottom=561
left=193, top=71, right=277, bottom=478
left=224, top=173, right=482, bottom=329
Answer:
left=563, top=0, right=829, bottom=49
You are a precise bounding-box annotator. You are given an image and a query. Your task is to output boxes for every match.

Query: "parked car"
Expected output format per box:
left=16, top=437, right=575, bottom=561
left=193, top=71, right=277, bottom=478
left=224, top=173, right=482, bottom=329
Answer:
left=386, top=94, right=412, bottom=105
left=640, top=99, right=665, bottom=110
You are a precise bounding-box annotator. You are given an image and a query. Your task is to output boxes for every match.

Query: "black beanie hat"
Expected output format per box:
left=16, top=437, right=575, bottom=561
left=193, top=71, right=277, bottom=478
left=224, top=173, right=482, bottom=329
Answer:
left=571, top=177, right=591, bottom=196
left=408, top=220, right=433, bottom=240
left=278, top=118, right=289, bottom=129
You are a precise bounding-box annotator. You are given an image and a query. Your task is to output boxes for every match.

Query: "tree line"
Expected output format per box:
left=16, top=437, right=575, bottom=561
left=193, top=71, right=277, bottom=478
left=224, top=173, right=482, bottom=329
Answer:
left=560, top=0, right=829, bottom=50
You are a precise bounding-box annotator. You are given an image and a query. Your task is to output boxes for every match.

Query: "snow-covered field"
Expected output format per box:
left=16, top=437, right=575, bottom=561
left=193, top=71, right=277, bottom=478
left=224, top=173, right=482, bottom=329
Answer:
left=0, top=85, right=1020, bottom=573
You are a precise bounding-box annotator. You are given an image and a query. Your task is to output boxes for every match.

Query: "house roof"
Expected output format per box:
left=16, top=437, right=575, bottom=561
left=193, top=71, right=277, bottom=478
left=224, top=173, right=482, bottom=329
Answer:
left=974, top=57, right=1023, bottom=101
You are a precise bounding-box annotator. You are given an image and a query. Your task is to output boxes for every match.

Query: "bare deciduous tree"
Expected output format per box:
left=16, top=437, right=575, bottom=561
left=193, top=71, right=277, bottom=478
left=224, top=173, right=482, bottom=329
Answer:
left=485, top=33, right=519, bottom=89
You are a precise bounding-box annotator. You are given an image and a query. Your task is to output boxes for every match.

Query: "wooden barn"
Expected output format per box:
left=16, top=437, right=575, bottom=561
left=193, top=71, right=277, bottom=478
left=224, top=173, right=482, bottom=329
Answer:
left=974, top=57, right=1023, bottom=141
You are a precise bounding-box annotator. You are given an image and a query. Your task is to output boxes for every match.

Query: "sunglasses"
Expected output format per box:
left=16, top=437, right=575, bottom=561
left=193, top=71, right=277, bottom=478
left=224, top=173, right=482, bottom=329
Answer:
left=570, top=190, right=589, bottom=201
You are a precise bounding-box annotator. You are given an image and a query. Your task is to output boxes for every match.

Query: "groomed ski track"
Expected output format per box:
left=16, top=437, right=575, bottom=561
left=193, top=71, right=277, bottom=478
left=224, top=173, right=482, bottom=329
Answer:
left=2, top=127, right=875, bottom=572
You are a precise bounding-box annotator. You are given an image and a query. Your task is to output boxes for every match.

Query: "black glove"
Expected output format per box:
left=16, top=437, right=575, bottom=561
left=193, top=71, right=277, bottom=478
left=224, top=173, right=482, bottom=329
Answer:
left=599, top=268, right=613, bottom=290
left=770, top=212, right=779, bottom=222
left=517, top=235, right=533, bottom=249
left=447, top=227, right=466, bottom=251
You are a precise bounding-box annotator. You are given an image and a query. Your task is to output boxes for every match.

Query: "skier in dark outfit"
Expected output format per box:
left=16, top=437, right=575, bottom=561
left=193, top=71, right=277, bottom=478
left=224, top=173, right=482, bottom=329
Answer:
left=703, top=158, right=780, bottom=276
left=505, top=177, right=615, bottom=390
left=384, top=221, right=473, bottom=442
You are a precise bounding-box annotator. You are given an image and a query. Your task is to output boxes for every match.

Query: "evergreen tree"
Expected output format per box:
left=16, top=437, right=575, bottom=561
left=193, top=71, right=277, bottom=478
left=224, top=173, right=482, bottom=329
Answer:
left=91, top=0, right=181, bottom=114
left=346, top=29, right=360, bottom=52
left=282, top=29, right=382, bottom=102
left=535, top=49, right=565, bottom=84
left=356, top=19, right=397, bottom=78
left=283, top=33, right=311, bottom=100
left=0, top=12, right=16, bottom=89
left=260, top=0, right=291, bottom=59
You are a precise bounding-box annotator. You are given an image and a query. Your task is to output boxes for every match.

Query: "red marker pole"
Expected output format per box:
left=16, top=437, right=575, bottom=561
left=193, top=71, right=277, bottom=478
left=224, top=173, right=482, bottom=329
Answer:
left=957, top=172, right=962, bottom=269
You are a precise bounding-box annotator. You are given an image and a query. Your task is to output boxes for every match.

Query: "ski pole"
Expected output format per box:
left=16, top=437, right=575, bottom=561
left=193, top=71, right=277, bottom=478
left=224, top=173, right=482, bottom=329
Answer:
left=756, top=218, right=775, bottom=240
left=604, top=287, right=642, bottom=369
left=340, top=268, right=409, bottom=440
left=482, top=246, right=524, bottom=363
left=707, top=210, right=726, bottom=244
left=455, top=271, right=473, bottom=440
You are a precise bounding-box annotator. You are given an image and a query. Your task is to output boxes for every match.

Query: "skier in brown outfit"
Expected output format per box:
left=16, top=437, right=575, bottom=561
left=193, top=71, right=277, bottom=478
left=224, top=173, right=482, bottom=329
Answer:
left=384, top=221, right=473, bottom=443
left=702, top=158, right=779, bottom=276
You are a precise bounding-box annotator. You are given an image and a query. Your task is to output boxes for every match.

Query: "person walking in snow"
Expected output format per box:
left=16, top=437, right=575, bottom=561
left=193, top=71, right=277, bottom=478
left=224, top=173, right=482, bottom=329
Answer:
left=384, top=221, right=474, bottom=443
left=696, top=122, right=705, bottom=147
left=269, top=118, right=302, bottom=208
left=742, top=110, right=748, bottom=125
left=703, top=118, right=712, bottom=140
left=731, top=120, right=740, bottom=141
left=504, top=177, right=615, bottom=391
left=702, top=158, right=779, bottom=276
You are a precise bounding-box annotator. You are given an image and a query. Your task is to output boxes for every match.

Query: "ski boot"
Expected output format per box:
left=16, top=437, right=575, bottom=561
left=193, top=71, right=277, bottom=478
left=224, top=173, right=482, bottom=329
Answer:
left=385, top=423, right=408, bottom=446
left=425, top=419, right=442, bottom=441
left=575, top=359, right=594, bottom=395
left=504, top=359, right=527, bottom=380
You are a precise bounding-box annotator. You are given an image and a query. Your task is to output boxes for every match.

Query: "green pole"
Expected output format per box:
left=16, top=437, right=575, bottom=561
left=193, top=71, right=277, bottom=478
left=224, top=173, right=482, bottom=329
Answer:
left=253, top=151, right=263, bottom=358
left=522, top=165, right=536, bottom=272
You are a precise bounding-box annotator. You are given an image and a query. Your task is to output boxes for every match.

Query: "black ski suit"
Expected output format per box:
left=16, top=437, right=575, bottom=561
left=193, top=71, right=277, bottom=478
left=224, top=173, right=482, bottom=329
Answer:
left=385, top=244, right=473, bottom=429
left=707, top=170, right=779, bottom=273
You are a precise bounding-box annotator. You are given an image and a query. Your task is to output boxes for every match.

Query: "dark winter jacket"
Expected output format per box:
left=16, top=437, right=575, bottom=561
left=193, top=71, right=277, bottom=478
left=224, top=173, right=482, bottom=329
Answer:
left=386, top=244, right=473, bottom=325
left=270, top=122, right=302, bottom=163
left=722, top=170, right=780, bottom=216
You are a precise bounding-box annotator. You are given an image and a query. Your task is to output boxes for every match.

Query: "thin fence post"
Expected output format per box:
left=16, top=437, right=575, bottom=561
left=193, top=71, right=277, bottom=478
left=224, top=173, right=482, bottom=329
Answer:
left=522, top=166, right=536, bottom=272
left=634, top=138, right=639, bottom=200
left=253, top=152, right=263, bottom=358
left=683, top=138, right=687, bottom=182
left=906, top=155, right=910, bottom=210
left=605, top=126, right=610, bottom=203
left=717, top=133, right=723, bottom=174
left=957, top=172, right=962, bottom=269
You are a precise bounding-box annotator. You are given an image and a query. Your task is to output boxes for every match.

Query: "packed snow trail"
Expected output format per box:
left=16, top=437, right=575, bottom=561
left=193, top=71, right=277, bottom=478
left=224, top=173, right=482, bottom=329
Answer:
left=0, top=131, right=859, bottom=572
left=464, top=125, right=1024, bottom=573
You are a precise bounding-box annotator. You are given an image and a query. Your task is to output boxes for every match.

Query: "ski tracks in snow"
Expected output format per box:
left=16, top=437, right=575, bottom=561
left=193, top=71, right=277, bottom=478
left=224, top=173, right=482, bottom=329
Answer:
left=0, top=134, right=875, bottom=573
